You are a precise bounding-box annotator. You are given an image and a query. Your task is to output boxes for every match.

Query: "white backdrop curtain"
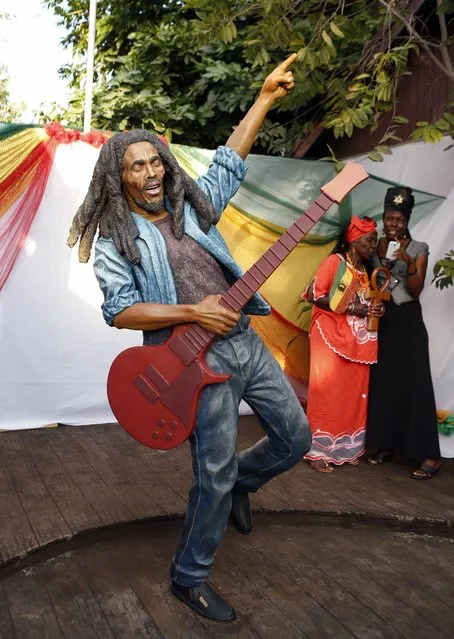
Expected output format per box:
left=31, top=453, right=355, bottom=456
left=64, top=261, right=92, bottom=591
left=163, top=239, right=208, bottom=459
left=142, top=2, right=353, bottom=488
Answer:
left=0, top=139, right=453, bottom=455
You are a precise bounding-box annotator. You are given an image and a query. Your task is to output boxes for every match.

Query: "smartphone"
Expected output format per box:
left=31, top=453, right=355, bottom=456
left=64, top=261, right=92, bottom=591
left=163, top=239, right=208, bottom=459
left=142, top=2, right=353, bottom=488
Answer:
left=385, top=240, right=400, bottom=260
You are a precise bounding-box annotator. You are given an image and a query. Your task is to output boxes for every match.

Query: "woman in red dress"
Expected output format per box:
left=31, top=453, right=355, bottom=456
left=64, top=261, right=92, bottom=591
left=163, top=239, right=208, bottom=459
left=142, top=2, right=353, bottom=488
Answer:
left=303, top=217, right=384, bottom=472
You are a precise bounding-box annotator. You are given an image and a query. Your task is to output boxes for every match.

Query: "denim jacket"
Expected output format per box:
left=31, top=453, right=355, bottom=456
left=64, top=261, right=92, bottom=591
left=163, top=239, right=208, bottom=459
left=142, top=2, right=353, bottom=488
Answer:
left=94, top=146, right=271, bottom=338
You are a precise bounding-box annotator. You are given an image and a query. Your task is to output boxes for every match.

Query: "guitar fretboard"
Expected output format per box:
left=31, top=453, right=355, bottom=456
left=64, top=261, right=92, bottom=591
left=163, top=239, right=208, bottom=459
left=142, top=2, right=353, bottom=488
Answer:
left=169, top=192, right=334, bottom=365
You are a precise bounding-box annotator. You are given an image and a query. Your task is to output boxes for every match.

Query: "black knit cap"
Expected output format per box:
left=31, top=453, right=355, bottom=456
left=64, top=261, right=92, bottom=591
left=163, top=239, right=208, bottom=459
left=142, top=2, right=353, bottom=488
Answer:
left=383, top=186, right=415, bottom=220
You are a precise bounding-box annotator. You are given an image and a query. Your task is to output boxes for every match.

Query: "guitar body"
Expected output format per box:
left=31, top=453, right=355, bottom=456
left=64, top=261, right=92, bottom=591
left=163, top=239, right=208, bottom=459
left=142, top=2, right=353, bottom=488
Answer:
left=107, top=325, right=230, bottom=450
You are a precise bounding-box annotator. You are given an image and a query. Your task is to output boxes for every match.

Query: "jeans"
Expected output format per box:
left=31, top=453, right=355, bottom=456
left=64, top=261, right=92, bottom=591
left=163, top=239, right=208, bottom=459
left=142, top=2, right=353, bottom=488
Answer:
left=170, top=320, right=311, bottom=586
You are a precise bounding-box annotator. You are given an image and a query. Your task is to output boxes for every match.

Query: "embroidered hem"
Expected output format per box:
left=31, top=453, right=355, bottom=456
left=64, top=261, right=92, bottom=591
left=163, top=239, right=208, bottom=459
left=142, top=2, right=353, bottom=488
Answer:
left=314, top=320, right=377, bottom=365
left=305, top=426, right=366, bottom=465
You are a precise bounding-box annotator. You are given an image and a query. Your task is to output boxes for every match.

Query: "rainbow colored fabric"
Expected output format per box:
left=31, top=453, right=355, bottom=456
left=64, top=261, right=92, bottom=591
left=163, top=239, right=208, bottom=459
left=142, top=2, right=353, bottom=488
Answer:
left=0, top=123, right=444, bottom=386
left=329, top=260, right=357, bottom=314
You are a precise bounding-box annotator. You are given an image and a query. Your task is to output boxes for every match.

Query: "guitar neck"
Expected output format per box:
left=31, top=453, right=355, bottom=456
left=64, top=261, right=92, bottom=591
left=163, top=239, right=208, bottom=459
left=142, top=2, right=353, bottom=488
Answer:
left=169, top=192, right=334, bottom=363
left=221, top=193, right=334, bottom=312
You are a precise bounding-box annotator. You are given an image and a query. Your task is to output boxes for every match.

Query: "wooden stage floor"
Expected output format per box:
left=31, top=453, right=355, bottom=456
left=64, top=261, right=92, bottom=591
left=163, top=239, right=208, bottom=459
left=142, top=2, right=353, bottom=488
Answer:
left=1, top=416, right=453, bottom=637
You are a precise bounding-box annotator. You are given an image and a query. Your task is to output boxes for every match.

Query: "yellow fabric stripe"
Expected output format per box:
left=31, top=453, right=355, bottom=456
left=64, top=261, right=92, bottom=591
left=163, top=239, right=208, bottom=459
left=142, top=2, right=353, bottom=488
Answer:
left=330, top=268, right=354, bottom=311
left=0, top=161, right=40, bottom=218
left=0, top=128, right=48, bottom=183
left=217, top=204, right=334, bottom=331
left=251, top=314, right=310, bottom=381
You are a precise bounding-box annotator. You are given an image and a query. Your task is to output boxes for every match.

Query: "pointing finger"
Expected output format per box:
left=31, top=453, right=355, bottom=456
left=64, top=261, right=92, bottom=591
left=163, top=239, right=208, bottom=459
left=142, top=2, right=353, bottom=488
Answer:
left=278, top=53, right=298, bottom=71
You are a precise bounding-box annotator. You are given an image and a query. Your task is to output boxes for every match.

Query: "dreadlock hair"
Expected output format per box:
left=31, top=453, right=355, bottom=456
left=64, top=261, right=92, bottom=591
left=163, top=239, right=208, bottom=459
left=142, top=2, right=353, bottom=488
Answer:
left=67, top=129, right=219, bottom=264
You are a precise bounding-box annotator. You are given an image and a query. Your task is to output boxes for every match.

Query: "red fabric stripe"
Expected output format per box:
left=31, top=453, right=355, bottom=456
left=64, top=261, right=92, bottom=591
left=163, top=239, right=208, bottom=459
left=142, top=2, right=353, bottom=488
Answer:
left=0, top=138, right=57, bottom=292
left=0, top=139, right=49, bottom=193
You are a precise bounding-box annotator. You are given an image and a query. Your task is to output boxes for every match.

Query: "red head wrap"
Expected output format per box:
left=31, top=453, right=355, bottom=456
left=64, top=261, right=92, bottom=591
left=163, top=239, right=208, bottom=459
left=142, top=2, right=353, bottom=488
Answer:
left=346, top=216, right=377, bottom=244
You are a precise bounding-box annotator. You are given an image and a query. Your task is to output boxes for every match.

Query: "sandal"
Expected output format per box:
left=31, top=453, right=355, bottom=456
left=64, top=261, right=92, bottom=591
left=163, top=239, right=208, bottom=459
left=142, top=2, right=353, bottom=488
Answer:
left=346, top=459, right=360, bottom=466
left=367, top=450, right=393, bottom=465
left=411, top=462, right=442, bottom=480
left=308, top=459, right=334, bottom=473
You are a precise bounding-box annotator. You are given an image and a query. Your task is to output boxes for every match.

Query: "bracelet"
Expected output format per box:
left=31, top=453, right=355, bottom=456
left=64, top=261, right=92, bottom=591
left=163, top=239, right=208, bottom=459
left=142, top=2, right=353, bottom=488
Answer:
left=346, top=302, right=356, bottom=314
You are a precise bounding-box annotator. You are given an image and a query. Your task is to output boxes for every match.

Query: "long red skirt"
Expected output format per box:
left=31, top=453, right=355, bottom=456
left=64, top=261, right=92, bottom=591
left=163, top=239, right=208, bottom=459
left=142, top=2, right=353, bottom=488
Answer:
left=305, top=325, right=370, bottom=465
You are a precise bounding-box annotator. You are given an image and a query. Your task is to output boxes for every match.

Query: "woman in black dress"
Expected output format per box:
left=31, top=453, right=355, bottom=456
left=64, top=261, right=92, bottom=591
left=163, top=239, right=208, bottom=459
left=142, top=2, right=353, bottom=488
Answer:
left=366, top=186, right=441, bottom=479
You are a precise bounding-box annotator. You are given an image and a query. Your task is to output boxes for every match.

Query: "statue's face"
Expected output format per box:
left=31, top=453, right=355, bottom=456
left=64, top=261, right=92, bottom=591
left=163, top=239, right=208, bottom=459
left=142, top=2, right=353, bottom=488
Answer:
left=122, top=141, right=166, bottom=213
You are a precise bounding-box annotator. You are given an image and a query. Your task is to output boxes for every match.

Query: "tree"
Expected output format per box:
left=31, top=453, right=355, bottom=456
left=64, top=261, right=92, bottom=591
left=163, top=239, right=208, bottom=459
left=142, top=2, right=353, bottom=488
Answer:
left=43, top=0, right=262, bottom=147
left=45, top=0, right=453, bottom=155
left=0, top=13, right=24, bottom=123
left=0, top=67, right=23, bottom=123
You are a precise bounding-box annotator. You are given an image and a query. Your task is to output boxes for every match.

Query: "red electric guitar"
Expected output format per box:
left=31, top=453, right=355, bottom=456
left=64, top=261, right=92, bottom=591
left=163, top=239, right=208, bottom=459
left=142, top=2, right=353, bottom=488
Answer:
left=107, top=163, right=368, bottom=450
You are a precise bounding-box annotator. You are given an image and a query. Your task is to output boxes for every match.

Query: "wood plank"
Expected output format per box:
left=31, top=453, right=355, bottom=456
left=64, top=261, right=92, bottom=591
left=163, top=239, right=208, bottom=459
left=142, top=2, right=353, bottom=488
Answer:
left=0, top=432, right=46, bottom=494
left=77, top=543, right=165, bottom=638
left=1, top=418, right=454, bottom=580
left=72, top=480, right=136, bottom=526
left=19, top=429, right=68, bottom=487
left=221, top=529, right=354, bottom=638
left=0, top=490, right=38, bottom=562
left=110, top=522, right=236, bottom=639
left=45, top=428, right=106, bottom=485
left=213, top=536, right=308, bottom=637
left=140, top=475, right=187, bottom=516
left=4, top=567, right=63, bottom=639
left=46, top=430, right=136, bottom=525
left=0, top=581, right=15, bottom=639
left=255, top=468, right=360, bottom=514
left=46, top=481, right=102, bottom=534
left=160, top=471, right=191, bottom=504
left=367, top=532, right=454, bottom=603
left=3, top=516, right=454, bottom=638
left=249, top=525, right=401, bottom=639
left=298, top=525, right=445, bottom=639
left=44, top=549, right=116, bottom=639
left=64, top=429, right=134, bottom=485
left=341, top=527, right=454, bottom=623
left=0, top=432, right=72, bottom=551
left=0, top=445, right=14, bottom=492
left=88, top=424, right=187, bottom=474
left=18, top=487, right=72, bottom=548
left=107, top=481, right=167, bottom=519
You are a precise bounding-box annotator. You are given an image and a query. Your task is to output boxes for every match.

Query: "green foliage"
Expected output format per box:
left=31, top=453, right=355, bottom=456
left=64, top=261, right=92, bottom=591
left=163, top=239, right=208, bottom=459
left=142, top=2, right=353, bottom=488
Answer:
left=0, top=66, right=24, bottom=123
left=0, top=14, right=24, bottom=122
left=43, top=0, right=261, bottom=148
left=432, top=250, right=454, bottom=290
left=44, top=0, right=453, bottom=154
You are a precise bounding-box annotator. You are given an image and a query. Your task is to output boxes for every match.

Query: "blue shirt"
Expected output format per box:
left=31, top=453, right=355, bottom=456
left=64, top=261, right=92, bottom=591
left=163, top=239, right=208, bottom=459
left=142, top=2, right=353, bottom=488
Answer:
left=93, top=145, right=271, bottom=341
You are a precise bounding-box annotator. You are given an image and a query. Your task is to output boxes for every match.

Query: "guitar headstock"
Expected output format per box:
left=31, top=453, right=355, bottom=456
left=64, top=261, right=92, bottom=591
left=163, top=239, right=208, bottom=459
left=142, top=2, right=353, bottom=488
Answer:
left=320, top=163, right=369, bottom=204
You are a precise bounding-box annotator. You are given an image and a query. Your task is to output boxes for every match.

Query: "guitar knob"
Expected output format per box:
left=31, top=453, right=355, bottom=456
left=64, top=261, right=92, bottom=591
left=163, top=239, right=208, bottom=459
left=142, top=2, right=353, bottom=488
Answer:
left=164, top=432, right=173, bottom=441
left=152, top=431, right=159, bottom=439
left=157, top=418, right=166, bottom=427
left=170, top=421, right=178, bottom=430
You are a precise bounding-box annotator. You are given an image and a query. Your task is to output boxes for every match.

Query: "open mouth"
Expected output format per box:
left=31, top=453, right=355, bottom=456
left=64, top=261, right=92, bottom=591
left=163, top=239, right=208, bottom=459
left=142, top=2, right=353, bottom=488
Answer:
left=143, top=181, right=162, bottom=197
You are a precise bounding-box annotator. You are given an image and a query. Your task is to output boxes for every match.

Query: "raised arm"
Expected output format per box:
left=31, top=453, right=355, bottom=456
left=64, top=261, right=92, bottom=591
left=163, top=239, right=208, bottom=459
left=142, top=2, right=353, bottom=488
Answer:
left=225, top=53, right=297, bottom=160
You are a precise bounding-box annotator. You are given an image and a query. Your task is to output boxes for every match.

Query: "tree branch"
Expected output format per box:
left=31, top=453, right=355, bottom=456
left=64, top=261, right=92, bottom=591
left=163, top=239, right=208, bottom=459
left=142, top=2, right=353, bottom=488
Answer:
left=436, top=0, right=453, bottom=75
left=377, top=0, right=454, bottom=82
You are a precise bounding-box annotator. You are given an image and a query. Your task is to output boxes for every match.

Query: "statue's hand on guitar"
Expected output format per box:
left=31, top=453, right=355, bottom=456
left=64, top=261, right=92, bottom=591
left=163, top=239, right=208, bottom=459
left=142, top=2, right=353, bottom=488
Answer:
left=192, top=295, right=241, bottom=336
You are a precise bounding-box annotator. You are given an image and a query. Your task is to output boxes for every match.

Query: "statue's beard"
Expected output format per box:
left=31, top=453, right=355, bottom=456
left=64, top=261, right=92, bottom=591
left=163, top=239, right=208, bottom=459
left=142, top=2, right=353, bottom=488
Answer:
left=132, top=197, right=165, bottom=214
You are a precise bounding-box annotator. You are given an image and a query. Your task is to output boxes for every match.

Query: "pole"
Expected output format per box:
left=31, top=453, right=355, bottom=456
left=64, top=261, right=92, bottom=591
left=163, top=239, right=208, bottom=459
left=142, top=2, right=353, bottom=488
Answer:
left=83, top=0, right=97, bottom=133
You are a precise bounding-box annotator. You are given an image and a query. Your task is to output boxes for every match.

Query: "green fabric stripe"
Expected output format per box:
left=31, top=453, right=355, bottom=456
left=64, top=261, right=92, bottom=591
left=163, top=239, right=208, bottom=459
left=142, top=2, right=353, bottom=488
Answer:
left=0, top=123, right=41, bottom=141
left=365, top=172, right=445, bottom=200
